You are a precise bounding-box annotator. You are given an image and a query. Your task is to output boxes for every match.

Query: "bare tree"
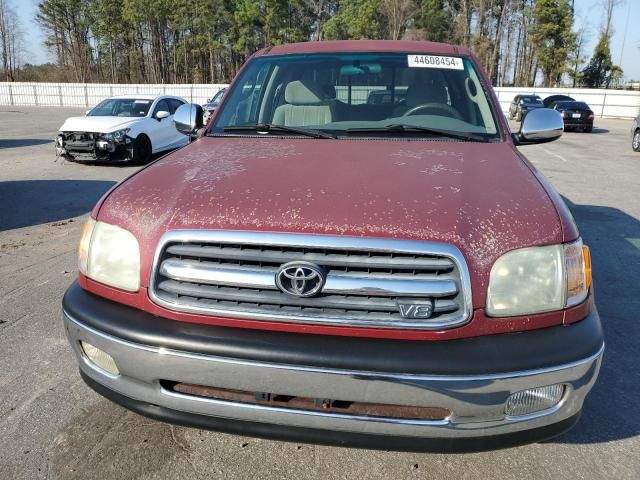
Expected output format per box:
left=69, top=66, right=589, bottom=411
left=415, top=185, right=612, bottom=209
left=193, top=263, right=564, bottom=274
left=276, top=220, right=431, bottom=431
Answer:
left=379, top=0, right=418, bottom=41
left=602, top=0, right=624, bottom=38
left=0, top=0, right=22, bottom=81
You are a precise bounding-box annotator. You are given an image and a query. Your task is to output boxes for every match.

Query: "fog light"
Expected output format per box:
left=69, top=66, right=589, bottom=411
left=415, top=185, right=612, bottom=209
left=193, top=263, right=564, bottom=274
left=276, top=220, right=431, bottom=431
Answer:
left=505, top=384, right=565, bottom=417
left=80, top=342, right=120, bottom=376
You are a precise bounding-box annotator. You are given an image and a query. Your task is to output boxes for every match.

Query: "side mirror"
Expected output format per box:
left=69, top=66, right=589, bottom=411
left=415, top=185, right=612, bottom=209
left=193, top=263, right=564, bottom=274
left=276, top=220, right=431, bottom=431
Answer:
left=155, top=110, right=170, bottom=121
left=515, top=108, right=563, bottom=145
left=173, top=104, right=204, bottom=136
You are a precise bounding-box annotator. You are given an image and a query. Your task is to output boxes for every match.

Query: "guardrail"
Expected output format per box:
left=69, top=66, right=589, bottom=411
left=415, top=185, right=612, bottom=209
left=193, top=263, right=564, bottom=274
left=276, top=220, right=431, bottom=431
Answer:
left=1, top=82, right=638, bottom=119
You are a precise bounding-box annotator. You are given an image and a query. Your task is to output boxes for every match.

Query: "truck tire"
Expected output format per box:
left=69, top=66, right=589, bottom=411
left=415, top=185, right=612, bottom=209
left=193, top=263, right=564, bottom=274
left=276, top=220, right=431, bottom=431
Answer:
left=633, top=130, right=640, bottom=152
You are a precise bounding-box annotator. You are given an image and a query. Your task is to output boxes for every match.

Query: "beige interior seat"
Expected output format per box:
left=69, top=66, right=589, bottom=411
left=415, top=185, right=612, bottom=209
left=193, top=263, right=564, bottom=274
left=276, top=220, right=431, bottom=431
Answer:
left=272, top=81, right=334, bottom=127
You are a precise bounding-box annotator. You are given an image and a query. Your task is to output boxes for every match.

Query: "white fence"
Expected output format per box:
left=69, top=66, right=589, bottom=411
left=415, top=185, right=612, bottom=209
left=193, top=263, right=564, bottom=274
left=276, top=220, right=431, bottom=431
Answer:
left=1, top=82, right=639, bottom=119
left=0, top=82, right=227, bottom=108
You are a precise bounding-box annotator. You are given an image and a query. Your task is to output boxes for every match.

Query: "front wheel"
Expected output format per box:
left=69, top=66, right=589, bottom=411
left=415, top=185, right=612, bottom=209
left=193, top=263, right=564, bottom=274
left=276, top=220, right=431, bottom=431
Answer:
left=130, top=135, right=152, bottom=164
left=633, top=130, right=640, bottom=152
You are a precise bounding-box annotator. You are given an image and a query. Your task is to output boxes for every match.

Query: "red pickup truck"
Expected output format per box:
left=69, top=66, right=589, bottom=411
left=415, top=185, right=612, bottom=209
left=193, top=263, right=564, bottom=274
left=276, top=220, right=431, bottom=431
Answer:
left=62, top=41, right=603, bottom=452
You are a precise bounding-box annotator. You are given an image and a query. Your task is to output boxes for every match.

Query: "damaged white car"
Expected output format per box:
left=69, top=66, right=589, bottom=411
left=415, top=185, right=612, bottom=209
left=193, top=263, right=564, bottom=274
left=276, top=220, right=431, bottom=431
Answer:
left=56, top=95, right=189, bottom=163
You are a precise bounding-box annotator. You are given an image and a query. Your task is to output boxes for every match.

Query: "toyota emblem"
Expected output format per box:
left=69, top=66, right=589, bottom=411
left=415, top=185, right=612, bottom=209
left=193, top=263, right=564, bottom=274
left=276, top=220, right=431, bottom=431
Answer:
left=276, top=262, right=326, bottom=297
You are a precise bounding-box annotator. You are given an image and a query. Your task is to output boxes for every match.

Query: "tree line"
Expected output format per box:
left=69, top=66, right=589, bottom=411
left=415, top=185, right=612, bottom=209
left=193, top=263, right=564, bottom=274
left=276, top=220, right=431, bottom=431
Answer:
left=0, top=0, right=626, bottom=88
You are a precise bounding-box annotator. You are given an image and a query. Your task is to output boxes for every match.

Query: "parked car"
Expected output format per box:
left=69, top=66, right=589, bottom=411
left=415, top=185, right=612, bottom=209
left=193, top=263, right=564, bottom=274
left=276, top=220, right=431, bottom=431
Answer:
left=543, top=94, right=575, bottom=109
left=202, top=88, right=226, bottom=121
left=631, top=115, right=640, bottom=152
left=63, top=40, right=602, bottom=452
left=553, top=101, right=595, bottom=132
left=508, top=94, right=544, bottom=121
left=366, top=89, right=407, bottom=106
left=56, top=95, right=189, bottom=163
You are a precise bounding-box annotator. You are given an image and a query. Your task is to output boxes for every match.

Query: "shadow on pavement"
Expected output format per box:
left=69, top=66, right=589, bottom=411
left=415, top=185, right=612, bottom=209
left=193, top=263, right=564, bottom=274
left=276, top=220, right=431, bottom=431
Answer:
left=553, top=196, right=640, bottom=445
left=0, top=138, right=53, bottom=149
left=0, top=180, right=116, bottom=231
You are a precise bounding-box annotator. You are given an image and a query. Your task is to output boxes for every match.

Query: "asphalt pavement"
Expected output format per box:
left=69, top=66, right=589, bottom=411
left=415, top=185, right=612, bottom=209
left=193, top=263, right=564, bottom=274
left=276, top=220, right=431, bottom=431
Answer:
left=1, top=107, right=638, bottom=479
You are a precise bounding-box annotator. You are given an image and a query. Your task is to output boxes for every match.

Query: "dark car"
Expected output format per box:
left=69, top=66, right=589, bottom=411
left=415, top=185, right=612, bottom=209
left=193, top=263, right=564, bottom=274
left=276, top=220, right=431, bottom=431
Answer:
left=202, top=88, right=227, bottom=120
left=543, top=94, right=575, bottom=109
left=553, top=101, right=595, bottom=132
left=508, top=94, right=544, bottom=122
left=631, top=115, right=640, bottom=152
left=366, top=89, right=407, bottom=106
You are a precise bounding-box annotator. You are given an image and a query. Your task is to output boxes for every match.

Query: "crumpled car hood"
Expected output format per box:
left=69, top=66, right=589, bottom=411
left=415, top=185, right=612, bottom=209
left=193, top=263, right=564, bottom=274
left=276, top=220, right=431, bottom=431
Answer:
left=97, top=136, right=563, bottom=303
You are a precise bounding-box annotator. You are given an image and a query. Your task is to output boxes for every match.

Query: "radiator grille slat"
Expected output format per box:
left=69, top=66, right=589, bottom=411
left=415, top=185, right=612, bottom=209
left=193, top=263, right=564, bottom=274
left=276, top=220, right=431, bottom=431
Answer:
left=166, top=244, right=455, bottom=272
left=150, top=232, right=471, bottom=330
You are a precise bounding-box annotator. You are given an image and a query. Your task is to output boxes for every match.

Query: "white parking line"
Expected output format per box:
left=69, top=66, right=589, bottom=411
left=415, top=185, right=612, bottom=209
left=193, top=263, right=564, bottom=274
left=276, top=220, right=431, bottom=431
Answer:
left=538, top=145, right=568, bottom=162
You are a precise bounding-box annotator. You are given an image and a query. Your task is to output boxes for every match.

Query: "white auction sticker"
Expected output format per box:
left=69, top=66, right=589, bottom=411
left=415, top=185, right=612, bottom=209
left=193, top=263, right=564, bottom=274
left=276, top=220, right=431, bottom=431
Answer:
left=408, top=55, right=464, bottom=70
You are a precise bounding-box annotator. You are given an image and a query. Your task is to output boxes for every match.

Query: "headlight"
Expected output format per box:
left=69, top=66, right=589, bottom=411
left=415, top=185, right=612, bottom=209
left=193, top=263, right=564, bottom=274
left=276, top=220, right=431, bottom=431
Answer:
left=487, top=239, right=591, bottom=317
left=78, top=219, right=140, bottom=292
left=103, top=128, right=130, bottom=143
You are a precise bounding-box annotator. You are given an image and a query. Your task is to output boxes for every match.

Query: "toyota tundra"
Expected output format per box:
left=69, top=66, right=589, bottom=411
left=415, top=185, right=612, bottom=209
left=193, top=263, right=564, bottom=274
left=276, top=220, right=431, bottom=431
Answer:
left=62, top=40, right=603, bottom=452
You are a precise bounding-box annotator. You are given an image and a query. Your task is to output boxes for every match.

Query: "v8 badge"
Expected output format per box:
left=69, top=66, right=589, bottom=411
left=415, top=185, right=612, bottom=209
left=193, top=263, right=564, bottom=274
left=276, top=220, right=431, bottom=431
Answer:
left=397, top=301, right=434, bottom=319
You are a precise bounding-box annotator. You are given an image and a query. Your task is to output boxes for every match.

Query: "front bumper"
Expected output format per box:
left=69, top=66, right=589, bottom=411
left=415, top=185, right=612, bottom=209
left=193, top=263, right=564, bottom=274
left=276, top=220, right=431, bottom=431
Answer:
left=62, top=282, right=604, bottom=452
left=56, top=133, right=131, bottom=162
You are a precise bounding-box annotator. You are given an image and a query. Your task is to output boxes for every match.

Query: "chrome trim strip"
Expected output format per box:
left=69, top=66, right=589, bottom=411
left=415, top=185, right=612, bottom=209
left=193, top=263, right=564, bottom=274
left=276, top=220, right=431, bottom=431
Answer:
left=161, top=259, right=277, bottom=289
left=323, top=275, right=457, bottom=297
left=160, top=258, right=458, bottom=298
left=148, top=230, right=473, bottom=329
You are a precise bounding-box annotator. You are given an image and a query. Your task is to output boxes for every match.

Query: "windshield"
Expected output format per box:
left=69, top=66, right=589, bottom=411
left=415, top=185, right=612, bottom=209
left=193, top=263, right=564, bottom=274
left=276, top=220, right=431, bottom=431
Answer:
left=208, top=89, right=225, bottom=104
left=211, top=53, right=500, bottom=140
left=521, top=96, right=542, bottom=105
left=88, top=98, right=153, bottom=117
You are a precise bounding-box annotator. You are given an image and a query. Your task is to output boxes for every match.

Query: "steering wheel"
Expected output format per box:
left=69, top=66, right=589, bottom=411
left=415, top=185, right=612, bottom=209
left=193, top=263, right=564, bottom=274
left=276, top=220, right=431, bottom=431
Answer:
left=402, top=103, right=463, bottom=121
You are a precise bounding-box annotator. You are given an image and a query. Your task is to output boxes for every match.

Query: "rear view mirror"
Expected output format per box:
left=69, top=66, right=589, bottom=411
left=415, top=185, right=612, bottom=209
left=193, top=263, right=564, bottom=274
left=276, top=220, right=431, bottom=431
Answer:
left=173, top=104, right=204, bottom=137
left=516, top=108, right=563, bottom=145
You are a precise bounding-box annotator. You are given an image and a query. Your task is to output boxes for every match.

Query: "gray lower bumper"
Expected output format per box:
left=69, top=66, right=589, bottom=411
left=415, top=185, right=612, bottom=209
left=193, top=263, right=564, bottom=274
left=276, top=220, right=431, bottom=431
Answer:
left=63, top=310, right=603, bottom=440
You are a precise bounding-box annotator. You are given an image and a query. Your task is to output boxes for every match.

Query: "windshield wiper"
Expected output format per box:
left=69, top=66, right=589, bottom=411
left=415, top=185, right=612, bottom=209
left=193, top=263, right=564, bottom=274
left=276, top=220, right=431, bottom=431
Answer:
left=346, top=124, right=491, bottom=142
left=223, top=123, right=336, bottom=139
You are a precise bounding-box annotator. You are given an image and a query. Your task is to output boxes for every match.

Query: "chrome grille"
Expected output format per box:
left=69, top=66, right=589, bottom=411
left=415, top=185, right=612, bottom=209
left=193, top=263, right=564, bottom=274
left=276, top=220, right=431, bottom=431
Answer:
left=149, top=231, right=472, bottom=329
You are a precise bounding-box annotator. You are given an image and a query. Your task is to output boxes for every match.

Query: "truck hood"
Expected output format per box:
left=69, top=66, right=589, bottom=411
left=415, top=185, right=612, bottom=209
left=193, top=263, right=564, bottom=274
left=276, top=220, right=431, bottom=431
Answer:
left=98, top=136, right=563, bottom=303
left=59, top=116, right=140, bottom=133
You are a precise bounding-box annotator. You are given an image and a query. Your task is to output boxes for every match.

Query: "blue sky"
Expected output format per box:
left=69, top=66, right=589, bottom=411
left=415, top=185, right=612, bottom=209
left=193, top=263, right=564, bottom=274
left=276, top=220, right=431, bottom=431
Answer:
left=14, top=0, right=640, bottom=81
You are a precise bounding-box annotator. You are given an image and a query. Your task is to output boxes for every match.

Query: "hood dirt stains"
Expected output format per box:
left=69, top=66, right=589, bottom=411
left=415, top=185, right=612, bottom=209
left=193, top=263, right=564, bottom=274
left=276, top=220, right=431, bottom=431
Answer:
left=48, top=399, right=191, bottom=480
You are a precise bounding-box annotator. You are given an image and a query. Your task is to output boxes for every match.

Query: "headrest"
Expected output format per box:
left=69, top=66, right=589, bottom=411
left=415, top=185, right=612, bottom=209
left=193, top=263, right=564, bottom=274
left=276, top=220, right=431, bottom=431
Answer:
left=320, top=84, right=336, bottom=99
left=406, top=83, right=449, bottom=107
left=285, top=81, right=332, bottom=105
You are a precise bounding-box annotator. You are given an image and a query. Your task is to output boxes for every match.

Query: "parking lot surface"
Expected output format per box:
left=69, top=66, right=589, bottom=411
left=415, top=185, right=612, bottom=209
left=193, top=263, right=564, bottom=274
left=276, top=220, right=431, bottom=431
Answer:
left=1, top=107, right=638, bottom=479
